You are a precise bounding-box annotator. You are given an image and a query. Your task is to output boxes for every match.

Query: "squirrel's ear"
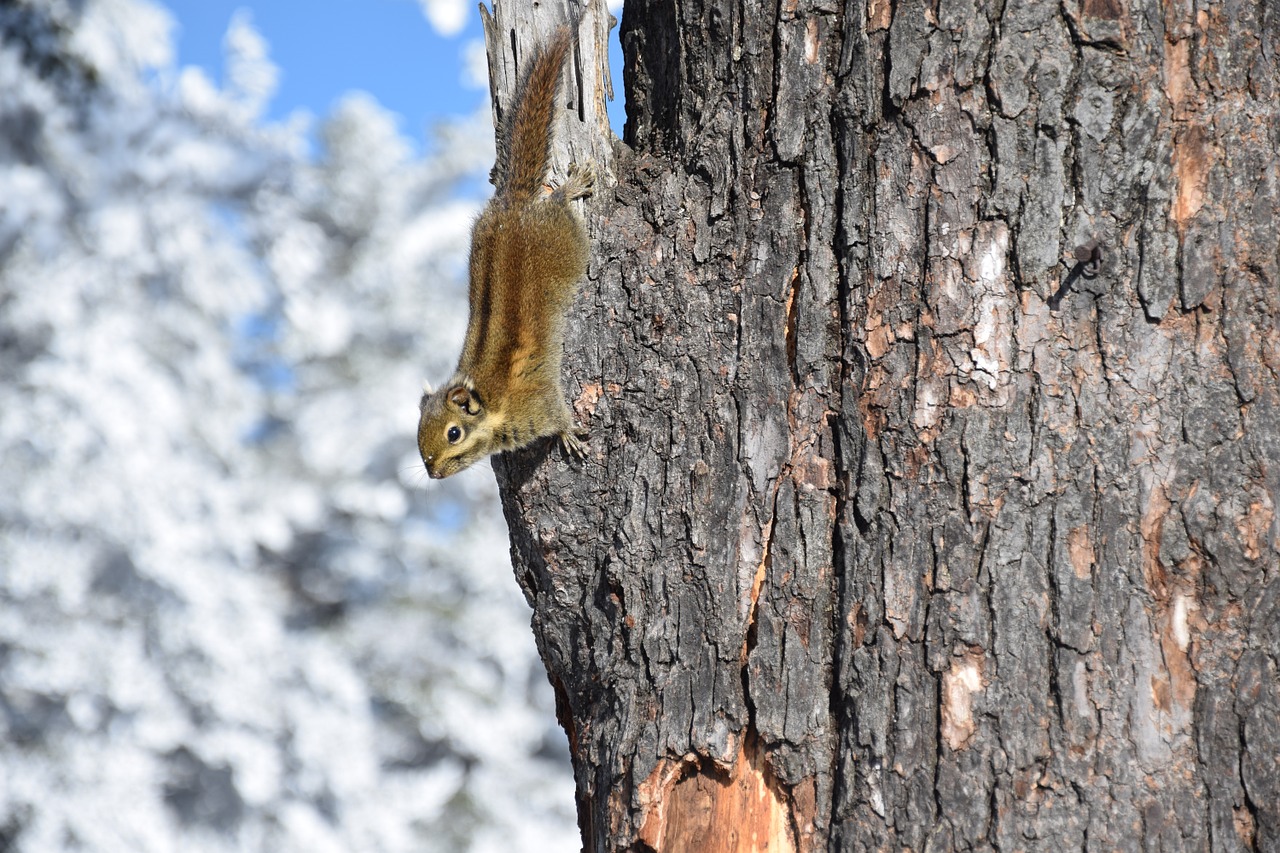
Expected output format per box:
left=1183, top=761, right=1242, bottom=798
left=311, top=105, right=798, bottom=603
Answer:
left=422, top=379, right=435, bottom=395
left=447, top=385, right=483, bottom=415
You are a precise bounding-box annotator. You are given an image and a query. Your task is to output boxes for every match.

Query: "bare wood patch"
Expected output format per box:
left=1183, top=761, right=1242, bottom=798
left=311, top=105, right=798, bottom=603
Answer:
left=941, top=650, right=986, bottom=751
left=1067, top=525, right=1096, bottom=580
left=638, top=738, right=797, bottom=853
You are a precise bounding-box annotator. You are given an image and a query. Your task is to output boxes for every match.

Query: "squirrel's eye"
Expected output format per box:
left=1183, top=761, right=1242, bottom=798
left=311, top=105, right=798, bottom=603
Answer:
left=447, top=425, right=462, bottom=444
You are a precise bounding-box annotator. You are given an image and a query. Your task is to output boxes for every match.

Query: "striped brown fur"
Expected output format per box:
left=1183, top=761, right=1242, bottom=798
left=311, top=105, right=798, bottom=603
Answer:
left=418, top=24, right=592, bottom=479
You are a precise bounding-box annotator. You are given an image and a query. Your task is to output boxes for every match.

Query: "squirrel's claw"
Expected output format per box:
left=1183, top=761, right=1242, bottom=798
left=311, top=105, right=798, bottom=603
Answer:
left=555, top=163, right=596, bottom=202
left=559, top=430, right=589, bottom=460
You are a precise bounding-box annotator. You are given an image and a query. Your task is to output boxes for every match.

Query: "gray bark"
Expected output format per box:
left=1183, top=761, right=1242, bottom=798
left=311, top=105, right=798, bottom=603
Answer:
left=484, top=0, right=1280, bottom=849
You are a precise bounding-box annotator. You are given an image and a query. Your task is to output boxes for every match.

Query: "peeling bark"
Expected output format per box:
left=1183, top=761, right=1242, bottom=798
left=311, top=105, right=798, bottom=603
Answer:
left=481, top=0, right=1280, bottom=848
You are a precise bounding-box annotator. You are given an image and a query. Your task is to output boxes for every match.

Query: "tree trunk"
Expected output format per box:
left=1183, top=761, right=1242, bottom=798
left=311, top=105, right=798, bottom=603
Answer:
left=484, top=0, right=1280, bottom=849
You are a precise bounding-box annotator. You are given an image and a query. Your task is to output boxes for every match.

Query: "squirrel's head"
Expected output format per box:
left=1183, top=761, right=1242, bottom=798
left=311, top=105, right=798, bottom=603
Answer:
left=417, top=380, right=491, bottom=479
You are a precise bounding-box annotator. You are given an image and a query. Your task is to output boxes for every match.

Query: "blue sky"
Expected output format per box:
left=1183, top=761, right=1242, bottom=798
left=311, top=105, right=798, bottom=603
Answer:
left=159, top=0, right=624, bottom=149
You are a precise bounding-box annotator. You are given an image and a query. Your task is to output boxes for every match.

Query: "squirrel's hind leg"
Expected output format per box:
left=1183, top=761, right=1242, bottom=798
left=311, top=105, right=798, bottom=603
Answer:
left=552, top=164, right=595, bottom=202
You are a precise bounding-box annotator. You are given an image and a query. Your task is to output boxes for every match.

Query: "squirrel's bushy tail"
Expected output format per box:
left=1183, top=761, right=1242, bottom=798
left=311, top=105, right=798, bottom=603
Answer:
left=494, top=26, right=574, bottom=202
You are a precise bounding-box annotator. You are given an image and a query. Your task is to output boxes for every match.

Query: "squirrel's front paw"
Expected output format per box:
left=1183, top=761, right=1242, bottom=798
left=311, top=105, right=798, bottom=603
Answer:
left=558, top=430, right=589, bottom=461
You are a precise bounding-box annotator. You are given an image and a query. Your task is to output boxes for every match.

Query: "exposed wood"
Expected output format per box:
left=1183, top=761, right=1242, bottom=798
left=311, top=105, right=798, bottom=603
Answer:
left=637, top=736, right=795, bottom=853
left=480, top=0, right=615, bottom=186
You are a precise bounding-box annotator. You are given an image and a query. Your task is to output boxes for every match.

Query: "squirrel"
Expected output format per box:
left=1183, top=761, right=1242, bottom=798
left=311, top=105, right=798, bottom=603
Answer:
left=418, top=24, right=593, bottom=479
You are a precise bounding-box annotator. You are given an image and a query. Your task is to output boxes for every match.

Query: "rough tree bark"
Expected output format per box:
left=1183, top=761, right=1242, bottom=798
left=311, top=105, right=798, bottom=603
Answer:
left=482, top=0, right=1280, bottom=849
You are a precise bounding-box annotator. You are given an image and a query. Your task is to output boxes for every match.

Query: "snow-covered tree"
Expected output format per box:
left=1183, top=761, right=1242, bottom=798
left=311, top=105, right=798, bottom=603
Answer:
left=0, top=1, right=575, bottom=849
